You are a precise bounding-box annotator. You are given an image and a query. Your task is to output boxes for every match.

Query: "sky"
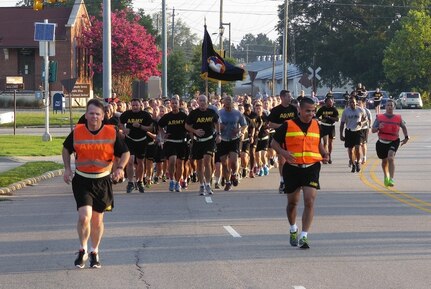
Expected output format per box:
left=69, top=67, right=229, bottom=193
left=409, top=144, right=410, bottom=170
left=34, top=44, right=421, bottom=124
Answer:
left=0, top=0, right=282, bottom=43
left=135, top=0, right=282, bottom=44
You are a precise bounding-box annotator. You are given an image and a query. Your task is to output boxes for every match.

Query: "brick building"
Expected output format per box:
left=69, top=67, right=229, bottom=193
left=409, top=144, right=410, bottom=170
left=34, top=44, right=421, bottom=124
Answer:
left=0, top=0, right=92, bottom=96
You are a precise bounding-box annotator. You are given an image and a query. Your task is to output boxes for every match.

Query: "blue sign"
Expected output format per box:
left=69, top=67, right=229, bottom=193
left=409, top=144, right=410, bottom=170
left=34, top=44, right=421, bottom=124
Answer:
left=34, top=22, right=56, bottom=41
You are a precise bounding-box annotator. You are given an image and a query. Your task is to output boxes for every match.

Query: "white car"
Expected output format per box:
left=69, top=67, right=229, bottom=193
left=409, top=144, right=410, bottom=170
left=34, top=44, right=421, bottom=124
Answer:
left=396, top=92, right=423, bottom=109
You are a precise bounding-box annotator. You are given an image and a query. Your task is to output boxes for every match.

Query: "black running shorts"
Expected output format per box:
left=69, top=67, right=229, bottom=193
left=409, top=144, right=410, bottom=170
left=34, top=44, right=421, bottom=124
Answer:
left=72, top=174, right=113, bottom=213
left=376, top=139, right=400, bottom=159
left=282, top=162, right=321, bottom=194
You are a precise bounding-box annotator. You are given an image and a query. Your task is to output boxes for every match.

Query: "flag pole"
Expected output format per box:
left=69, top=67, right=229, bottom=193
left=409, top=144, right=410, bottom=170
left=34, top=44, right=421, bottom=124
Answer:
left=204, top=18, right=209, bottom=97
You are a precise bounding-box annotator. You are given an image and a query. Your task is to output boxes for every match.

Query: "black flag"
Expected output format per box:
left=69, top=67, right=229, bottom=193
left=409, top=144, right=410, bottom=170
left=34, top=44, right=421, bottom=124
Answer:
left=201, top=25, right=245, bottom=82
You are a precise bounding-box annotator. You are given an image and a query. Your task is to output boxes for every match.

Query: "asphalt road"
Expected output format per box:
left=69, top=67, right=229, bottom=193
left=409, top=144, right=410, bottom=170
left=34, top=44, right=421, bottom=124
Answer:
left=0, top=109, right=430, bottom=289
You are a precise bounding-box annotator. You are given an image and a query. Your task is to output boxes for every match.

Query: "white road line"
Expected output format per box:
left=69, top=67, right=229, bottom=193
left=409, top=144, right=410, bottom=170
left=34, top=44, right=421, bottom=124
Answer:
left=223, top=225, right=241, bottom=238
left=205, top=196, right=213, bottom=203
left=293, top=286, right=306, bottom=289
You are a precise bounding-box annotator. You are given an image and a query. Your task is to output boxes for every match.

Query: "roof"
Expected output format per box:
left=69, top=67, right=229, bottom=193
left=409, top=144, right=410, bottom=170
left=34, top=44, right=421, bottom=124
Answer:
left=242, top=60, right=303, bottom=83
left=0, top=6, right=73, bottom=48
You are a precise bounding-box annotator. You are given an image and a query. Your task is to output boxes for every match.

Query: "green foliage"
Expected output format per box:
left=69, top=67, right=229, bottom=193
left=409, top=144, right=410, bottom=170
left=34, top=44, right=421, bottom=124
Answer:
left=167, top=50, right=189, bottom=97
left=283, top=0, right=412, bottom=88
left=0, top=162, right=63, bottom=188
left=383, top=10, right=431, bottom=93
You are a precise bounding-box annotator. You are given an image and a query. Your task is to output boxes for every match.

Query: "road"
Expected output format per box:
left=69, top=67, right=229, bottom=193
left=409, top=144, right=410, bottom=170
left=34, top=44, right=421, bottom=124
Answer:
left=0, top=109, right=430, bottom=289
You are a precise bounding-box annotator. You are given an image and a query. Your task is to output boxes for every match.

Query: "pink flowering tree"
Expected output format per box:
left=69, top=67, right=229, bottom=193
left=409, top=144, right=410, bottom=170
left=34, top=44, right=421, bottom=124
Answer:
left=80, top=10, right=161, bottom=98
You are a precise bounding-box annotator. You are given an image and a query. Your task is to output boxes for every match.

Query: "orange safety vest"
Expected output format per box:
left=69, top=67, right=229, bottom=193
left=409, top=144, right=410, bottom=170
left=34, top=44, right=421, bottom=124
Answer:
left=284, top=119, right=322, bottom=164
left=377, top=114, right=401, bottom=141
left=73, top=124, right=116, bottom=173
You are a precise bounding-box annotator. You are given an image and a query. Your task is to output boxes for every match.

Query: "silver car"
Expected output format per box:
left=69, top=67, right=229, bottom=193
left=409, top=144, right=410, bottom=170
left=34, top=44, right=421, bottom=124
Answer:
left=396, top=92, right=423, bottom=109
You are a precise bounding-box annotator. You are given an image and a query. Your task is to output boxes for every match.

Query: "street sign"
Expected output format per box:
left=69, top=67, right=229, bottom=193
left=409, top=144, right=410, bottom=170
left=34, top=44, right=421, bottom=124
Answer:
left=34, top=22, right=56, bottom=41
left=5, top=76, right=24, bottom=90
left=308, top=66, right=322, bottom=80
left=60, top=78, right=77, bottom=94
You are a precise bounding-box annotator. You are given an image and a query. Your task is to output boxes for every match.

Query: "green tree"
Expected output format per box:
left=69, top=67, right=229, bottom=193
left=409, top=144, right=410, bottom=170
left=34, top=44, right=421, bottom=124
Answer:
left=383, top=10, right=431, bottom=94
left=280, top=0, right=412, bottom=89
left=167, top=49, right=189, bottom=97
left=232, top=33, right=276, bottom=63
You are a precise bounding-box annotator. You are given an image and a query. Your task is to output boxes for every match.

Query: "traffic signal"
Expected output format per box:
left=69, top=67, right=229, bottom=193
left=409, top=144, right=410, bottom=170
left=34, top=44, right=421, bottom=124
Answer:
left=33, top=0, right=43, bottom=11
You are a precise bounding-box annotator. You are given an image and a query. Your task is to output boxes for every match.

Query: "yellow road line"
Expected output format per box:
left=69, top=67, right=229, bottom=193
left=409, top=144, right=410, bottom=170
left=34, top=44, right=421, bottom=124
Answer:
left=359, top=158, right=431, bottom=214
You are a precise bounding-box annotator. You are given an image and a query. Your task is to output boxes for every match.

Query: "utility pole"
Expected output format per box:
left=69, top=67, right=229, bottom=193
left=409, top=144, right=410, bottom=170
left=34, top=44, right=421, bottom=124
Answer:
left=161, top=0, right=167, bottom=97
left=103, top=0, right=112, bottom=100
left=42, top=19, right=51, bottom=141
left=282, top=0, right=288, bottom=90
left=218, top=0, right=223, bottom=96
left=171, top=7, right=175, bottom=50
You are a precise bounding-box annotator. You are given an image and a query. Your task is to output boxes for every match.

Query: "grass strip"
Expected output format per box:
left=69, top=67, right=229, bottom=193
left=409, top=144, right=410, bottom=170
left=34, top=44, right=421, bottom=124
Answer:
left=0, top=161, right=64, bottom=187
left=0, top=135, right=65, bottom=156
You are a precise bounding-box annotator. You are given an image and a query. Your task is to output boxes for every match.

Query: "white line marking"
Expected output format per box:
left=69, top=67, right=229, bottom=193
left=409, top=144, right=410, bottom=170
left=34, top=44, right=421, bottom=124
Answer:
left=223, top=225, right=241, bottom=238
left=293, top=286, right=306, bottom=289
left=205, top=196, right=213, bottom=203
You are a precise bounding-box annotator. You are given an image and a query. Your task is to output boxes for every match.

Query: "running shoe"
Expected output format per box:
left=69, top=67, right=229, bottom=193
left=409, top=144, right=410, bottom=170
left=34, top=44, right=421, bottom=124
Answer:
left=175, top=181, right=182, bottom=192
left=126, top=182, right=135, bottom=193
left=361, top=156, right=367, bottom=164
left=263, top=165, right=269, bottom=176
left=205, top=184, right=214, bottom=195
left=181, top=180, right=188, bottom=189
left=388, top=178, right=395, bottom=187
left=169, top=180, right=175, bottom=192
left=214, top=182, right=220, bottom=189
left=351, top=163, right=356, bottom=173
left=221, top=177, right=226, bottom=186
left=199, top=185, right=206, bottom=196
left=241, top=168, right=247, bottom=178
left=328, top=158, right=332, bottom=164
left=224, top=182, right=232, bottom=191
left=231, top=174, right=239, bottom=187
left=298, top=236, right=310, bottom=249
left=162, top=174, right=167, bottom=182
left=384, top=177, right=390, bottom=187
left=74, top=249, right=88, bottom=268
left=290, top=230, right=298, bottom=247
left=89, top=252, right=101, bottom=268
left=145, top=179, right=151, bottom=189
left=269, top=158, right=275, bottom=166
left=136, top=181, right=145, bottom=193
left=153, top=175, right=159, bottom=184
left=348, top=160, right=352, bottom=167
left=279, top=182, right=285, bottom=194
left=191, top=172, right=198, bottom=183
left=355, top=162, right=361, bottom=173
left=249, top=170, right=255, bottom=178
left=258, top=167, right=264, bottom=177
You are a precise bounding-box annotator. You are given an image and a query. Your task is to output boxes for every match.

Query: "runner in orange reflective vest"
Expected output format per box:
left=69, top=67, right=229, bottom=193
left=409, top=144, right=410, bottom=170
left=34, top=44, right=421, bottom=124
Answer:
left=271, top=97, right=328, bottom=249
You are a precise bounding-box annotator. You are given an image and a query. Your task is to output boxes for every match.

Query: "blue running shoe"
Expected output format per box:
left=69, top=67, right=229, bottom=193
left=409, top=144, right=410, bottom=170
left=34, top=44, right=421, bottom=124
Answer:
left=169, top=180, right=175, bottom=191
left=263, top=165, right=269, bottom=176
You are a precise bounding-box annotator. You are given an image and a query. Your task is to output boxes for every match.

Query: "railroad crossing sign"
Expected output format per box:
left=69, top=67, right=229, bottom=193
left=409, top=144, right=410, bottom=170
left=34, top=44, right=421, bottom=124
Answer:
left=308, top=66, right=322, bottom=81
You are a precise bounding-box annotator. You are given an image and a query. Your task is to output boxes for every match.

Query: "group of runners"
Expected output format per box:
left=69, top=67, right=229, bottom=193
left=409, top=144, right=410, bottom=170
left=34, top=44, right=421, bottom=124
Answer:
left=63, top=86, right=410, bottom=268
left=100, top=92, right=299, bottom=196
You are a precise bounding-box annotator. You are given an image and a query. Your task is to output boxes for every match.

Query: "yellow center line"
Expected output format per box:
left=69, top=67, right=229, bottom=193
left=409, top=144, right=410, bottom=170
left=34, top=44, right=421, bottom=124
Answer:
left=359, top=158, right=431, bottom=214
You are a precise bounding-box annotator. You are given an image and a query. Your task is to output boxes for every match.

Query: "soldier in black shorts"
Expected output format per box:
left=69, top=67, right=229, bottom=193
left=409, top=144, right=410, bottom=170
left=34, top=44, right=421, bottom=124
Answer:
left=267, top=90, right=298, bottom=193
left=158, top=98, right=189, bottom=192
left=316, top=96, right=339, bottom=164
left=185, top=95, right=221, bottom=195
left=120, top=98, right=153, bottom=193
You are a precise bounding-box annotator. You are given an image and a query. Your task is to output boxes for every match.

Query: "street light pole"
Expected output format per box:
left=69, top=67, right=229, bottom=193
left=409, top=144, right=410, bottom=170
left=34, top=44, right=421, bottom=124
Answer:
left=282, top=0, right=288, bottom=90
left=162, top=0, right=168, bottom=97
left=103, top=0, right=112, bottom=100
left=218, top=0, right=223, bottom=96
left=221, top=22, right=231, bottom=58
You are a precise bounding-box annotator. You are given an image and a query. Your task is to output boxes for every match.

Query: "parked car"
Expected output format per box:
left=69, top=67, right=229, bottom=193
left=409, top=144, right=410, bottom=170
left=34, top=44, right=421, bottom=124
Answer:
left=396, top=92, right=423, bottom=109
left=365, top=90, right=390, bottom=109
left=332, top=91, right=348, bottom=108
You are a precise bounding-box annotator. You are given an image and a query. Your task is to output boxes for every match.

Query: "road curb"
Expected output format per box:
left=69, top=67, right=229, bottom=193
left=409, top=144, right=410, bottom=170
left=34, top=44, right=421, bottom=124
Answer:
left=0, top=169, right=64, bottom=195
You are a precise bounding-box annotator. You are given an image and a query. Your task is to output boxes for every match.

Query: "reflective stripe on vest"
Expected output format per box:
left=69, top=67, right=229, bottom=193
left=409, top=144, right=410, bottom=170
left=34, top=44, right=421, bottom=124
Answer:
left=377, top=114, right=401, bottom=141
left=73, top=124, right=116, bottom=173
left=284, top=119, right=322, bottom=164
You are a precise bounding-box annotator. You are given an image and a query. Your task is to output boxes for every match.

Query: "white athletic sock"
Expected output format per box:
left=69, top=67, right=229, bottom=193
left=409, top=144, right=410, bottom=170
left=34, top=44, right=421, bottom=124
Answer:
left=90, top=247, right=98, bottom=254
left=280, top=176, right=284, bottom=183
left=290, top=224, right=298, bottom=233
left=80, top=245, right=87, bottom=252
left=299, top=231, right=308, bottom=239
